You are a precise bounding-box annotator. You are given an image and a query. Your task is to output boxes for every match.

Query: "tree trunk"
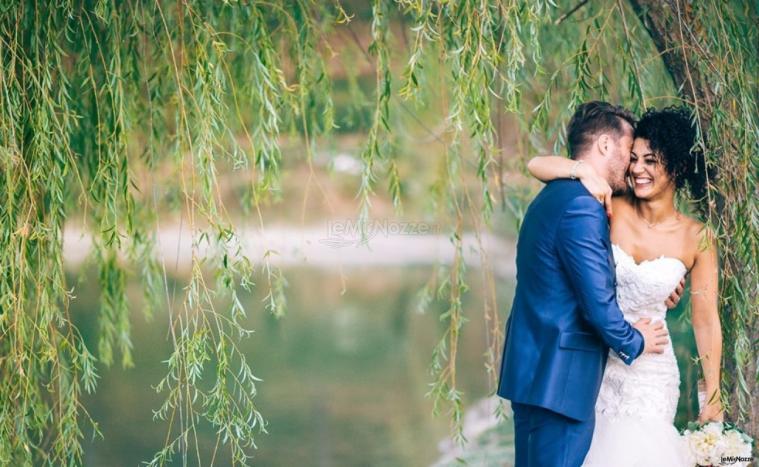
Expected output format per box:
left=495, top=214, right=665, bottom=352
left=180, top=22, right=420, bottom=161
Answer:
left=627, top=0, right=714, bottom=124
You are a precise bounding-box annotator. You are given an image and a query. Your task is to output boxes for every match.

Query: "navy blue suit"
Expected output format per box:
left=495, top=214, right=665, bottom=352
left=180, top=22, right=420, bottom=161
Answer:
left=497, top=179, right=644, bottom=467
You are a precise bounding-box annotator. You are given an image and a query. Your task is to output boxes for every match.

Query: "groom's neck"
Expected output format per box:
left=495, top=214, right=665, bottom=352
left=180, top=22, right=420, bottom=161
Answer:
left=576, top=153, right=611, bottom=185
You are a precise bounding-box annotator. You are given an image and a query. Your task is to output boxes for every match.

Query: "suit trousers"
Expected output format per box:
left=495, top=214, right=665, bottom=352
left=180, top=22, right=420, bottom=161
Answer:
left=512, top=402, right=595, bottom=467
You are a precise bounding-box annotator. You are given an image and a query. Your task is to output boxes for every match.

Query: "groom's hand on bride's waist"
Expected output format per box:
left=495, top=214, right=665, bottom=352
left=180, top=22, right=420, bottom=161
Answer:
left=665, top=277, right=686, bottom=309
left=633, top=318, right=669, bottom=354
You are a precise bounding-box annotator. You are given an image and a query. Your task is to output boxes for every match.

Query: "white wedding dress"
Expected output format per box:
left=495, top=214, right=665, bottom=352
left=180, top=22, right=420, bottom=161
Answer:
left=582, top=244, right=695, bottom=467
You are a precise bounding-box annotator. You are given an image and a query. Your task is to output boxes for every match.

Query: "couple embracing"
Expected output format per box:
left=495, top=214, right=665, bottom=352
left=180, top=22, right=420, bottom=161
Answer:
left=497, top=101, right=723, bottom=467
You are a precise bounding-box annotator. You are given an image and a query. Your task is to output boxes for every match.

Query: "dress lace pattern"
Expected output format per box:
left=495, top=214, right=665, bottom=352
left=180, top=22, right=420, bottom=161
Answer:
left=583, top=244, right=693, bottom=467
left=595, top=244, right=687, bottom=422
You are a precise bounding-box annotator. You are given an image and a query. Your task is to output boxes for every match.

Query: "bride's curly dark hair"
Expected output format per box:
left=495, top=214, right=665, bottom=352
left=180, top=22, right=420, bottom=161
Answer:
left=634, top=106, right=712, bottom=200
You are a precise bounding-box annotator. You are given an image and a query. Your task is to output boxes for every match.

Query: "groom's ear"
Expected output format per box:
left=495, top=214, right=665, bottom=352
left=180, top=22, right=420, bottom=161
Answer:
left=596, top=133, right=611, bottom=156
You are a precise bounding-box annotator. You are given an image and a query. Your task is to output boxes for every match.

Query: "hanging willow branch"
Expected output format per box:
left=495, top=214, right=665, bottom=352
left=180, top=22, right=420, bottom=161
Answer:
left=0, top=0, right=756, bottom=464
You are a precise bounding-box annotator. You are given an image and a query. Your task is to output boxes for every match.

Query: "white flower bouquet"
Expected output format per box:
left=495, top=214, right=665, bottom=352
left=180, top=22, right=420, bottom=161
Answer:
left=682, top=421, right=754, bottom=467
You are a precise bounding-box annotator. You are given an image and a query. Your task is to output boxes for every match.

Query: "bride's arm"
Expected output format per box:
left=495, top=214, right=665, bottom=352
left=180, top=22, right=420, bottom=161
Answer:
left=526, top=155, right=585, bottom=182
left=690, top=228, right=723, bottom=422
left=527, top=156, right=614, bottom=216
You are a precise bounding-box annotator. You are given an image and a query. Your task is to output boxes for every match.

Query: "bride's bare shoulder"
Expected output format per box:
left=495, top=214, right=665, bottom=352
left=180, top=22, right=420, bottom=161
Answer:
left=681, top=214, right=716, bottom=252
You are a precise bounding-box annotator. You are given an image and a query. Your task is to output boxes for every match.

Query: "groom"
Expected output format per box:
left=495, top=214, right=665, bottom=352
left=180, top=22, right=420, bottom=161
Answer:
left=496, top=101, right=672, bottom=467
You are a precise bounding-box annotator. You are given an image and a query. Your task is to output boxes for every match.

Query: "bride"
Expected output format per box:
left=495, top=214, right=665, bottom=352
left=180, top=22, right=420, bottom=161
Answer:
left=527, top=106, right=723, bottom=466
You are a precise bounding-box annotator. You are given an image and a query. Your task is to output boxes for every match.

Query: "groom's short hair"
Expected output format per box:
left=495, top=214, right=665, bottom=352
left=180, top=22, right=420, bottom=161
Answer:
left=567, top=101, right=636, bottom=159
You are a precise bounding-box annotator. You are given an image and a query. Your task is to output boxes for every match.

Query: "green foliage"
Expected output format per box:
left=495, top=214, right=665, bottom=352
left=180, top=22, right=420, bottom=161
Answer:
left=684, top=1, right=759, bottom=436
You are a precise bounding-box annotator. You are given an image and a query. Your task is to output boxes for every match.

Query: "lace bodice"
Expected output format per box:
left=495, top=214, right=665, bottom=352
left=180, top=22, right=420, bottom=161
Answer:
left=613, top=244, right=688, bottom=323
left=595, top=244, right=688, bottom=423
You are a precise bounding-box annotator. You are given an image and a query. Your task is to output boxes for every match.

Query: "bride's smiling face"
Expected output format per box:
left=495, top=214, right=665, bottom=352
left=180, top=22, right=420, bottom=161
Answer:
left=628, top=138, right=674, bottom=199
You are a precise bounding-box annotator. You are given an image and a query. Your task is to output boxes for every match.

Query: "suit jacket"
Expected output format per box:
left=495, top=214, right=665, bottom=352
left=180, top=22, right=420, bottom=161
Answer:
left=496, top=179, right=644, bottom=421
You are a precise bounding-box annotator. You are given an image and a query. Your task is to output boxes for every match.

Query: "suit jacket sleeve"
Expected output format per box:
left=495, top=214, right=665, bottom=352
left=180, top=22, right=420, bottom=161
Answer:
left=556, top=196, right=645, bottom=365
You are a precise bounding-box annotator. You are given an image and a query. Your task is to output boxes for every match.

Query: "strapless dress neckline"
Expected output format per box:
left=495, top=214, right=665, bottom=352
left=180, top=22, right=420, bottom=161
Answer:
left=612, top=243, right=688, bottom=272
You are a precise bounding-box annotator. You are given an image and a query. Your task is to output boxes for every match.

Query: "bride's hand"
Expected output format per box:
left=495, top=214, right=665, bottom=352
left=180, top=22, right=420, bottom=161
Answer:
left=665, top=278, right=686, bottom=309
left=698, top=397, right=724, bottom=423
left=577, top=163, right=613, bottom=217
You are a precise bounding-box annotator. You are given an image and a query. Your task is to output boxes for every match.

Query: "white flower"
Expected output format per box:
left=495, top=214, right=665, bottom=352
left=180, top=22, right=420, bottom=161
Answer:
left=684, top=426, right=724, bottom=466
left=683, top=422, right=754, bottom=467
left=722, top=429, right=752, bottom=457
left=703, top=421, right=724, bottom=437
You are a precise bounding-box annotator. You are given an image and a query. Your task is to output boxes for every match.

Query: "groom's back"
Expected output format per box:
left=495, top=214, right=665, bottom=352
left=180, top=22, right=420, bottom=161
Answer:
left=497, top=179, right=609, bottom=419
left=512, top=179, right=593, bottom=320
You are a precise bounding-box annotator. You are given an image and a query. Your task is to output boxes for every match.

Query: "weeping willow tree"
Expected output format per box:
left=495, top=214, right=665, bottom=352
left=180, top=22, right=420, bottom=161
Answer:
left=0, top=0, right=756, bottom=464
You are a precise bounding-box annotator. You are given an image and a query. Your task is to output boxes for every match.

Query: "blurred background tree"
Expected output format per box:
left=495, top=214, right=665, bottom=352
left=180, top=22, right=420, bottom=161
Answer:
left=0, top=0, right=755, bottom=464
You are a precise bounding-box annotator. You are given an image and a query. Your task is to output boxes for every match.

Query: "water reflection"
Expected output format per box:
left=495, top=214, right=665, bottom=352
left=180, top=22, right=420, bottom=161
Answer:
left=73, top=266, right=514, bottom=466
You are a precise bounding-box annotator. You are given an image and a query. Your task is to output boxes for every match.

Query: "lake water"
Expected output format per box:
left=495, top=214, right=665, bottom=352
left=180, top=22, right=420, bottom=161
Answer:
left=72, top=265, right=514, bottom=466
